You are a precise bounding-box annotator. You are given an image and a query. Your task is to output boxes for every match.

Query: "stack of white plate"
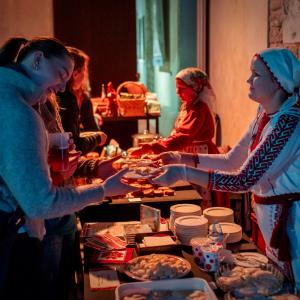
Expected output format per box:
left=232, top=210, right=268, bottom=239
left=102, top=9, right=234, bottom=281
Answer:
left=174, top=215, right=208, bottom=245
left=169, top=204, right=202, bottom=231
left=209, top=222, right=242, bottom=244
left=203, top=207, right=234, bottom=225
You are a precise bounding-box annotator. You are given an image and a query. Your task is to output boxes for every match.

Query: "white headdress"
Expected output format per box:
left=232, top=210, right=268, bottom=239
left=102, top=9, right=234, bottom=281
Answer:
left=258, top=48, right=300, bottom=122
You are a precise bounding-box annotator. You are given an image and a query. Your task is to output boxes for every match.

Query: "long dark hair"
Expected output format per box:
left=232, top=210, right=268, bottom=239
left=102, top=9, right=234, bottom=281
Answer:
left=66, top=46, right=90, bottom=95
left=0, top=36, right=71, bottom=66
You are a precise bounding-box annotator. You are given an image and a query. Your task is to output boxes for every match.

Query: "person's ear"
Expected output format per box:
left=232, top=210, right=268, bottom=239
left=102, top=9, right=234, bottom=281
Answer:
left=32, top=51, right=44, bottom=71
left=72, top=69, right=80, bottom=80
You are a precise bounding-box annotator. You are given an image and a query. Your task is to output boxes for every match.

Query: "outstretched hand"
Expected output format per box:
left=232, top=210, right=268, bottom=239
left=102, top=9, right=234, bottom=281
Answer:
left=151, top=164, right=187, bottom=187
left=94, top=155, right=121, bottom=180
left=153, top=151, right=182, bottom=165
left=102, top=168, right=139, bottom=198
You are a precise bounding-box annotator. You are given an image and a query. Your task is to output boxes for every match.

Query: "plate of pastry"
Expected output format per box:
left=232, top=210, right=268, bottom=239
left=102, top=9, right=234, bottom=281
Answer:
left=123, top=166, right=161, bottom=180
left=215, top=263, right=284, bottom=297
left=233, top=252, right=268, bottom=268
left=124, top=254, right=191, bottom=281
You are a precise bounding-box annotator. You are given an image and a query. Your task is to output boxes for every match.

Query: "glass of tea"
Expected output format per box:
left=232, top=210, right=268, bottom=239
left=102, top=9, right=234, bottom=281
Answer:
left=48, top=132, right=70, bottom=172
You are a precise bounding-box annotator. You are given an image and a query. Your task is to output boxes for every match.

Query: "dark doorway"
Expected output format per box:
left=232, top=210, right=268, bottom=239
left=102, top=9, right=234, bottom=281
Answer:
left=53, top=0, right=137, bottom=97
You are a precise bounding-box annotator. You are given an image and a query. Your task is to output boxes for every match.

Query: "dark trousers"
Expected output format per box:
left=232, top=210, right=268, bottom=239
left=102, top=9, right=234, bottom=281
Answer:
left=3, top=233, right=44, bottom=300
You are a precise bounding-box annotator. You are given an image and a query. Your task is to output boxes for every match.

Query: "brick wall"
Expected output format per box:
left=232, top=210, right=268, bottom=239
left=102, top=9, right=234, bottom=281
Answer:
left=269, top=0, right=300, bottom=57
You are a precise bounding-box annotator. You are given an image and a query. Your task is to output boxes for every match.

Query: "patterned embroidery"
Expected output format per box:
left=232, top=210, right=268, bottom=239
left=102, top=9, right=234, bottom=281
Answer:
left=211, top=115, right=299, bottom=191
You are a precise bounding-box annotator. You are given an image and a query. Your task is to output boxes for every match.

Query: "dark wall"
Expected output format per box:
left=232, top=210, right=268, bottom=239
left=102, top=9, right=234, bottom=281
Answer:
left=53, top=0, right=137, bottom=97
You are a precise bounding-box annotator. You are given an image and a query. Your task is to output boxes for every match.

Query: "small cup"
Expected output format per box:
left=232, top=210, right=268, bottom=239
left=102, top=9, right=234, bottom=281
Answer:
left=191, top=237, right=222, bottom=272
left=191, top=237, right=211, bottom=269
left=48, top=132, right=70, bottom=172
left=201, top=245, right=220, bottom=272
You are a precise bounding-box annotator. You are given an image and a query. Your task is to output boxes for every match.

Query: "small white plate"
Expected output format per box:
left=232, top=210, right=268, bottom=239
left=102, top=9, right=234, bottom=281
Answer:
left=203, top=207, right=233, bottom=217
left=233, top=252, right=268, bottom=268
left=175, top=216, right=208, bottom=227
left=123, top=171, right=156, bottom=180
left=123, top=167, right=159, bottom=180
left=171, top=204, right=202, bottom=214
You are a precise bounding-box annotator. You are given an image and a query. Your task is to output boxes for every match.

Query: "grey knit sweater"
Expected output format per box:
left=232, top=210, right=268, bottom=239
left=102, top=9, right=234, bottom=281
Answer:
left=0, top=66, right=104, bottom=239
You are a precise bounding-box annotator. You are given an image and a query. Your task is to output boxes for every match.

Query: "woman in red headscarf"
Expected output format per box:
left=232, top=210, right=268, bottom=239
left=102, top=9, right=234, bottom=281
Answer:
left=131, top=67, right=229, bottom=208
left=132, top=68, right=218, bottom=155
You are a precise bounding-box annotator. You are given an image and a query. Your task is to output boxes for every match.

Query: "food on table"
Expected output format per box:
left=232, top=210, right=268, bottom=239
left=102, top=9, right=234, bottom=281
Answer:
left=127, top=190, right=144, bottom=198
left=233, top=252, right=268, bottom=267
left=125, top=254, right=190, bottom=280
left=217, top=265, right=283, bottom=296
left=153, top=190, right=164, bottom=197
left=122, top=289, right=206, bottom=300
left=158, top=186, right=171, bottom=190
left=143, top=188, right=154, bottom=197
left=122, top=178, right=175, bottom=198
left=163, top=189, right=175, bottom=196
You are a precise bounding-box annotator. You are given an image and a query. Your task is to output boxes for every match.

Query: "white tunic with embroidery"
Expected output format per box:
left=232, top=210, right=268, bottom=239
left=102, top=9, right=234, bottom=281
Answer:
left=196, top=110, right=300, bottom=286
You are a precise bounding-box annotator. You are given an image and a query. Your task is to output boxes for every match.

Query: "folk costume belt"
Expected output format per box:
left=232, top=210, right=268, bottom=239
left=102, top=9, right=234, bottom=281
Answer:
left=253, top=193, right=300, bottom=262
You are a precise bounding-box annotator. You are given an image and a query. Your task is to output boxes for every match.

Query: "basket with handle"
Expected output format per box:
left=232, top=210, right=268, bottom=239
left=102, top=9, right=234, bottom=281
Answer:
left=116, top=81, right=146, bottom=117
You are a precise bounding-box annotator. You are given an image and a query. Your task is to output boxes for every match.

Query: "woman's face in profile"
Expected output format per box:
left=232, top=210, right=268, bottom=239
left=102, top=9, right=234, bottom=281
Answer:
left=30, top=52, right=74, bottom=102
left=176, top=78, right=197, bottom=103
left=247, top=56, right=280, bottom=104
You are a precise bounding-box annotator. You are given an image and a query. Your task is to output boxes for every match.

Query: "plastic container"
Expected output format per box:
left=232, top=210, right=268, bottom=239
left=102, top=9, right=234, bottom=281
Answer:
left=115, top=278, right=217, bottom=300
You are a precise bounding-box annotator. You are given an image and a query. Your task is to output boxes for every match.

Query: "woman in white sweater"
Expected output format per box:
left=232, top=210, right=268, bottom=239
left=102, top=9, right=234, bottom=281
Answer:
left=152, top=48, right=300, bottom=292
left=0, top=37, right=135, bottom=299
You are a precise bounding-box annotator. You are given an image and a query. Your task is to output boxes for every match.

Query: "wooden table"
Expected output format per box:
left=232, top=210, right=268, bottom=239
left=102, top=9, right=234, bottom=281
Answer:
left=83, top=246, right=216, bottom=300
left=81, top=217, right=258, bottom=300
left=79, top=186, right=202, bottom=224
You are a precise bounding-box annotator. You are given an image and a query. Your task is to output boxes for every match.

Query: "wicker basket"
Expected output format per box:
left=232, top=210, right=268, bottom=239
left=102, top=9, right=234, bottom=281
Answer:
left=116, top=81, right=146, bottom=117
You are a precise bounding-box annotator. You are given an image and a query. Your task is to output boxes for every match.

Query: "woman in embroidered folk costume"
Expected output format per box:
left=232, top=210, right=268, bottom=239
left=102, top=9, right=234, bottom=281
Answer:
left=131, top=68, right=229, bottom=208
left=152, top=48, right=300, bottom=290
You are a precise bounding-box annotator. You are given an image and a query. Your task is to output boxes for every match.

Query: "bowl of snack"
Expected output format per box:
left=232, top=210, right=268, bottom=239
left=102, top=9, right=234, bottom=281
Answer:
left=123, top=254, right=191, bottom=281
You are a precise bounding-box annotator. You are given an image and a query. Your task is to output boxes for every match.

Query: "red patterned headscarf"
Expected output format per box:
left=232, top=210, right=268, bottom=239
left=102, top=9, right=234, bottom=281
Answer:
left=176, top=67, right=209, bottom=93
left=175, top=67, right=216, bottom=114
